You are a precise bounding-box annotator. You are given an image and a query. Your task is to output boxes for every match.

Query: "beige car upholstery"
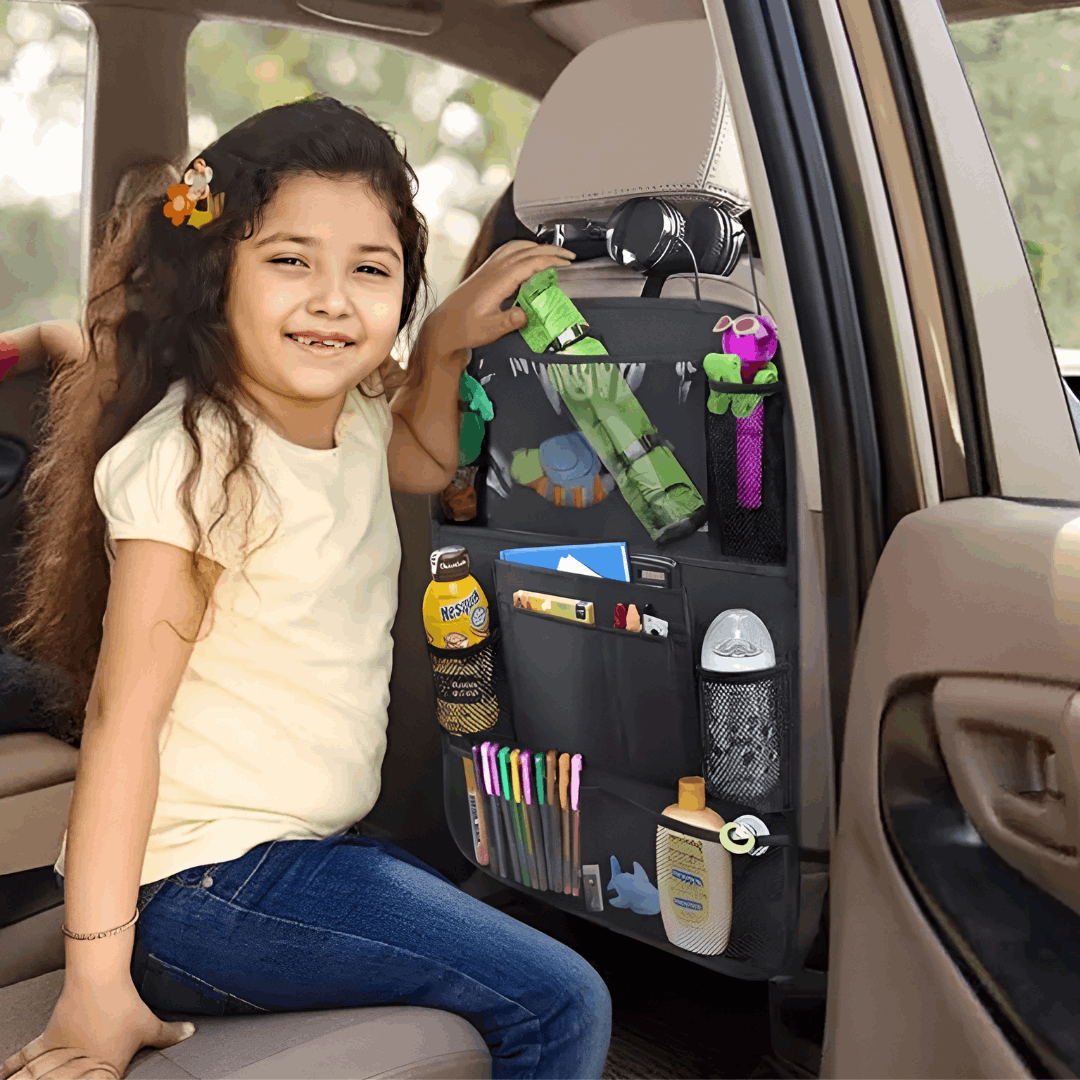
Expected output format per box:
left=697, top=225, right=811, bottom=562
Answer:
left=514, top=19, right=750, bottom=227
left=511, top=19, right=768, bottom=313
left=0, top=971, right=492, bottom=1080
left=0, top=734, right=77, bottom=879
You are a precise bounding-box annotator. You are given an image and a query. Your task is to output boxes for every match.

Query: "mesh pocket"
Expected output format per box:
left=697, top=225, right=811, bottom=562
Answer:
left=724, top=845, right=790, bottom=969
left=705, top=387, right=786, bottom=564
left=700, top=664, right=789, bottom=813
left=428, top=630, right=500, bottom=736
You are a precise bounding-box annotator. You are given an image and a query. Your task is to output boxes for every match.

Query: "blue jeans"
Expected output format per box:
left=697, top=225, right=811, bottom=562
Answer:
left=59, top=832, right=610, bottom=1079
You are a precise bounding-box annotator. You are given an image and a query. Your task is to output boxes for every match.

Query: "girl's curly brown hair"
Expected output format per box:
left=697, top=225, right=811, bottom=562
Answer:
left=5, top=95, right=431, bottom=745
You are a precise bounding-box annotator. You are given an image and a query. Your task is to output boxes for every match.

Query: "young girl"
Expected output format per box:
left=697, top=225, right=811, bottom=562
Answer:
left=0, top=96, right=611, bottom=1080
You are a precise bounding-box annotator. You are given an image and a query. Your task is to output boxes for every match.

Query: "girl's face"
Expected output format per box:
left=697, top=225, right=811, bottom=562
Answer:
left=226, top=173, right=405, bottom=408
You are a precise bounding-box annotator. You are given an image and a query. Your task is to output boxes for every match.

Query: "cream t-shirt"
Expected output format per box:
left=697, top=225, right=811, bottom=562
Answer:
left=55, top=378, right=402, bottom=885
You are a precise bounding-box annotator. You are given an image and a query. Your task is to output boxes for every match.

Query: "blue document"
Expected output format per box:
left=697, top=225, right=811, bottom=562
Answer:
left=499, top=542, right=631, bottom=582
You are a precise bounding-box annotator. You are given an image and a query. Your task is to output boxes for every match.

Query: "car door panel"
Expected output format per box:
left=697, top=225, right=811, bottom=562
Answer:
left=882, top=686, right=1080, bottom=1077
left=825, top=498, right=1080, bottom=1078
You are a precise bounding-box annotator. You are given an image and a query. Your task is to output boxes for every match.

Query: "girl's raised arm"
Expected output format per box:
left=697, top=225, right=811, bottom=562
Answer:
left=386, top=240, right=575, bottom=495
left=2, top=539, right=219, bottom=1080
left=0, top=322, right=86, bottom=381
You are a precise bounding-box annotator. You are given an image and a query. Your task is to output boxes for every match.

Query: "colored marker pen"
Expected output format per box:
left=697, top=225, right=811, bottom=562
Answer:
left=509, top=749, right=535, bottom=889
left=535, top=751, right=555, bottom=894
left=494, top=745, right=522, bottom=885
left=522, top=751, right=548, bottom=892
left=571, top=754, right=583, bottom=897
left=547, top=750, right=562, bottom=893
left=476, top=743, right=501, bottom=878
left=500, top=747, right=530, bottom=887
left=559, top=752, right=571, bottom=895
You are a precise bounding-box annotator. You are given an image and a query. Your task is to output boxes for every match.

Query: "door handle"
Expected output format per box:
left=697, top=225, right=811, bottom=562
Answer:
left=932, top=677, right=1080, bottom=918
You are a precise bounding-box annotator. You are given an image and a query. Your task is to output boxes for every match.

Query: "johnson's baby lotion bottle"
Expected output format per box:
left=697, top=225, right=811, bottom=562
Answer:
left=656, top=776, right=733, bottom=955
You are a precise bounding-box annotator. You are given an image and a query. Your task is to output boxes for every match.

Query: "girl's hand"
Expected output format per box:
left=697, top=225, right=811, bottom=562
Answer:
left=1, top=981, right=196, bottom=1080
left=430, top=240, right=576, bottom=359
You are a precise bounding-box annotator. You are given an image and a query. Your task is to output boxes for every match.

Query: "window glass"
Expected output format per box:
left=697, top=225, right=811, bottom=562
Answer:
left=951, top=10, right=1080, bottom=380
left=186, top=22, right=537, bottom=309
left=0, top=1, right=90, bottom=325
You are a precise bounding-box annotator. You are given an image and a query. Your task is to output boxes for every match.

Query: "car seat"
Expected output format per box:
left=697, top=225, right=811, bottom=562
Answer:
left=0, top=17, right=766, bottom=1079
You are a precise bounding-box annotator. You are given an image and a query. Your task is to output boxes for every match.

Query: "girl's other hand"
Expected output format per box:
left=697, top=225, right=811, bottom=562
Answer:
left=1, top=982, right=196, bottom=1080
left=430, top=240, right=575, bottom=358
left=0, top=322, right=87, bottom=383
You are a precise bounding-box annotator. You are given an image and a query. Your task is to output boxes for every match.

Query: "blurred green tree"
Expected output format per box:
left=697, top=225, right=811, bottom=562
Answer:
left=184, top=19, right=537, bottom=305
left=953, top=9, right=1080, bottom=348
left=0, top=2, right=536, bottom=332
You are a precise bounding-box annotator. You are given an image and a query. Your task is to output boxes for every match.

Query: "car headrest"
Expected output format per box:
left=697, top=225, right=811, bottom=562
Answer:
left=513, top=20, right=750, bottom=232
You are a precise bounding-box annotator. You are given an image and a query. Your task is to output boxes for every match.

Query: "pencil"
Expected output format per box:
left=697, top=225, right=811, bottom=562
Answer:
left=463, top=756, right=488, bottom=866
left=559, top=752, right=571, bottom=895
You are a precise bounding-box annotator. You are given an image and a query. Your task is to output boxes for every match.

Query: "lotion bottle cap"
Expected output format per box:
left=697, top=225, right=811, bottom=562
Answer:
left=678, top=776, right=706, bottom=811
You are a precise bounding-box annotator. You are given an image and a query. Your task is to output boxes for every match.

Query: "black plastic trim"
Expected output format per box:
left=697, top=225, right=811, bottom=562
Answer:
left=0, top=864, right=64, bottom=929
left=880, top=687, right=1079, bottom=1077
left=724, top=0, right=884, bottom=798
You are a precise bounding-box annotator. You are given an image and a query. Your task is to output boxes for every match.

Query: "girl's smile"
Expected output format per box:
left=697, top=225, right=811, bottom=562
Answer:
left=226, top=174, right=406, bottom=447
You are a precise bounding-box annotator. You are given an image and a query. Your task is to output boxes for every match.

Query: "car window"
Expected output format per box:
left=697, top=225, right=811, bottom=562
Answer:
left=186, top=21, right=537, bottom=311
left=951, top=9, right=1080, bottom=392
left=0, top=0, right=91, bottom=326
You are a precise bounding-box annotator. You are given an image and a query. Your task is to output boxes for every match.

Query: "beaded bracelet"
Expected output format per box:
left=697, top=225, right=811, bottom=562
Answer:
left=62, top=908, right=139, bottom=940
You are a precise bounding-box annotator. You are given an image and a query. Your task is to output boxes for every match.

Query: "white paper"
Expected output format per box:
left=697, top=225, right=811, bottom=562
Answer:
left=558, top=554, right=601, bottom=577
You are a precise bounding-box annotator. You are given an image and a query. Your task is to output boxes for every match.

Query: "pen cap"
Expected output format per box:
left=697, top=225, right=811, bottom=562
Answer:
left=678, top=776, right=707, bottom=811
left=430, top=545, right=471, bottom=582
left=479, top=742, right=493, bottom=795
left=521, top=750, right=533, bottom=803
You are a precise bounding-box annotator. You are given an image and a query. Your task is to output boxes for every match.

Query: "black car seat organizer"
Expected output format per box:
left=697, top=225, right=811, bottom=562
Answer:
left=427, top=269, right=801, bottom=982
left=422, top=11, right=808, bottom=979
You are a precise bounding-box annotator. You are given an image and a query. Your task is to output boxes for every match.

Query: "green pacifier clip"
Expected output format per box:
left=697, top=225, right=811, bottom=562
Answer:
left=703, top=355, right=779, bottom=417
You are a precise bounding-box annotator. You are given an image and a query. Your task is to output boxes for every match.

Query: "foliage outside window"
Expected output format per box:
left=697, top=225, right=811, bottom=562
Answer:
left=1, top=6, right=537, bottom=330
left=0, top=1, right=89, bottom=326
left=186, top=21, right=537, bottom=311
left=952, top=10, right=1080, bottom=351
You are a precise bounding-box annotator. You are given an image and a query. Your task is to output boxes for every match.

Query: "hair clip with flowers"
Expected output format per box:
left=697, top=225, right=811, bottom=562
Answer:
left=164, top=158, right=225, bottom=229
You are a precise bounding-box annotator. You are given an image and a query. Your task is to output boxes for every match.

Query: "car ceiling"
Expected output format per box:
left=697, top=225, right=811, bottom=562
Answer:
left=61, top=0, right=1080, bottom=98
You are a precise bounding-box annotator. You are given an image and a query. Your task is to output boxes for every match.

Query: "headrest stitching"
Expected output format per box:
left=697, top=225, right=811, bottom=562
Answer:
left=698, top=76, right=725, bottom=192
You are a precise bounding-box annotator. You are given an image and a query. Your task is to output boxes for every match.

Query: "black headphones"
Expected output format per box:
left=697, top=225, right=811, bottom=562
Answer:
left=534, top=197, right=746, bottom=297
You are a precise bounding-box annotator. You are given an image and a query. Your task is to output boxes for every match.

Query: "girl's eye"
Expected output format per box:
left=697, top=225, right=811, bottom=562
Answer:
left=270, top=256, right=306, bottom=267
left=357, top=265, right=388, bottom=277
